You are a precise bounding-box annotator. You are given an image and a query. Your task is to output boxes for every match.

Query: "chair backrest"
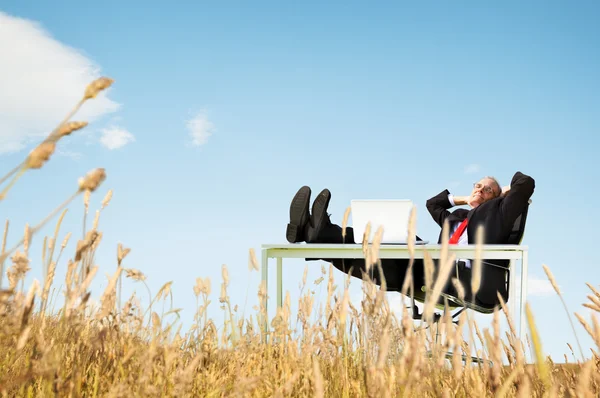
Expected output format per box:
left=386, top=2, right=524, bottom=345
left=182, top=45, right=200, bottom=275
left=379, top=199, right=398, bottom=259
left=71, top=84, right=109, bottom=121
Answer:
left=500, top=200, right=531, bottom=305
left=506, top=200, right=531, bottom=245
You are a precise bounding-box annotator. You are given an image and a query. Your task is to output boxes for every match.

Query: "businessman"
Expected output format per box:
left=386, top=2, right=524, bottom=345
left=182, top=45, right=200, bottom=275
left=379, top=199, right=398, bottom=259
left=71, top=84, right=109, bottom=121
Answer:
left=285, top=171, right=535, bottom=307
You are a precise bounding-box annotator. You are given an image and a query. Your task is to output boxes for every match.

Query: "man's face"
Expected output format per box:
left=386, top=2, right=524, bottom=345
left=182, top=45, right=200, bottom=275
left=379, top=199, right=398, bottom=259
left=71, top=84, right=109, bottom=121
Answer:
left=468, top=177, right=499, bottom=208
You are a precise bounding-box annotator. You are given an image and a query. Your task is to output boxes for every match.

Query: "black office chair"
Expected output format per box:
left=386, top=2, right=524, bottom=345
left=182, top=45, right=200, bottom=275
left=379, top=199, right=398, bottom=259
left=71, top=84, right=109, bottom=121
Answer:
left=409, top=201, right=531, bottom=364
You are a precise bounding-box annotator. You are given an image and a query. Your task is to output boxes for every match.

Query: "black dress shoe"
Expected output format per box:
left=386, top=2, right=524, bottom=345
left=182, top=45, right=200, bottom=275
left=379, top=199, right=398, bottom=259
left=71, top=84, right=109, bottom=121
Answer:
left=305, top=188, right=332, bottom=243
left=286, top=186, right=311, bottom=243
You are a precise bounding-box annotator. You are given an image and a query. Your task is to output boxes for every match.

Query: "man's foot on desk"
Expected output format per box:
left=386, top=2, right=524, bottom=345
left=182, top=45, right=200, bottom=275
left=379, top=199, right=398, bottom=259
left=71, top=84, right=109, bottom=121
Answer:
left=306, top=188, right=332, bottom=243
left=286, top=186, right=311, bottom=243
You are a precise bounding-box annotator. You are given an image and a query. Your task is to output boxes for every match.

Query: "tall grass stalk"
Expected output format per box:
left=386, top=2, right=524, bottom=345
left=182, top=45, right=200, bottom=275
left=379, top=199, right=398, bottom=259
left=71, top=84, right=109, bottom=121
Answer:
left=542, top=264, right=586, bottom=362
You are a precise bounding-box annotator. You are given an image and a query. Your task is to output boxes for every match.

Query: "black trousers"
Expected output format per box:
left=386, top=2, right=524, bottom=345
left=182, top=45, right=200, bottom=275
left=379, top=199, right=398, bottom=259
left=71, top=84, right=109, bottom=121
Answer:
left=307, top=223, right=426, bottom=292
left=308, top=223, right=476, bottom=302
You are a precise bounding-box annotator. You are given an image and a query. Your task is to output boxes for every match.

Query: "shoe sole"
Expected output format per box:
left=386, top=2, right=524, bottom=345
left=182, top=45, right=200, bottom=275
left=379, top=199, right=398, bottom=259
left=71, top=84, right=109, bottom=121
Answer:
left=286, top=186, right=311, bottom=243
left=306, top=189, right=331, bottom=243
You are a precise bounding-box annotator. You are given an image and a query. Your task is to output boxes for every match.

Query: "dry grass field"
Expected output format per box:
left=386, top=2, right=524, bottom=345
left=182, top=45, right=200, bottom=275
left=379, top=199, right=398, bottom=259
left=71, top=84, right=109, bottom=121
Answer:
left=0, top=78, right=599, bottom=397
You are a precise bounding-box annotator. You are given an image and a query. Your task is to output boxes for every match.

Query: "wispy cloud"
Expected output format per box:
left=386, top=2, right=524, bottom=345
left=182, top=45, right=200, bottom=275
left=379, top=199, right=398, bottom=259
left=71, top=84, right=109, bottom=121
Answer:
left=187, top=110, right=214, bottom=147
left=525, top=275, right=557, bottom=297
left=100, top=126, right=135, bottom=150
left=57, top=149, right=83, bottom=160
left=464, top=164, right=481, bottom=174
left=509, top=274, right=557, bottom=298
left=0, top=11, right=121, bottom=154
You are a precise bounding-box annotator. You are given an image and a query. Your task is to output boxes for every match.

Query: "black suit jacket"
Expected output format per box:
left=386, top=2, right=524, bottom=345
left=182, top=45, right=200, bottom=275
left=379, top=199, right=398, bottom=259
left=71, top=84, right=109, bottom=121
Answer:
left=425, top=171, right=535, bottom=306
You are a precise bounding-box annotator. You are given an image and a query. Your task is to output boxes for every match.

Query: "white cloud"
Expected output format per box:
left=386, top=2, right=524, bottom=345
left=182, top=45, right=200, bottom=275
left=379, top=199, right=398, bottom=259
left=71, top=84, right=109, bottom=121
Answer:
left=510, top=274, right=557, bottom=298
left=100, top=126, right=135, bottom=150
left=464, top=164, right=481, bottom=174
left=525, top=276, right=557, bottom=297
left=56, top=149, right=83, bottom=160
left=187, top=110, right=214, bottom=147
left=0, top=11, right=120, bottom=154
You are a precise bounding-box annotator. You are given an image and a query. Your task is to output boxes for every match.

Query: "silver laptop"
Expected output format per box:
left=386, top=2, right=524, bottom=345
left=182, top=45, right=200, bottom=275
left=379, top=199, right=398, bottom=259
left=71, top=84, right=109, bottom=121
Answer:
left=350, top=199, right=428, bottom=245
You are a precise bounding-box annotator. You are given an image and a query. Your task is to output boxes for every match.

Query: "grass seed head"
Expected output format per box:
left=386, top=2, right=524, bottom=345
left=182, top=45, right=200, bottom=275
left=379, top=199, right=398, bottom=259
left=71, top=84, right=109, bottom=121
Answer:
left=471, top=225, right=484, bottom=296
left=451, top=278, right=465, bottom=301
left=78, top=168, right=106, bottom=192
left=586, top=283, right=600, bottom=300
left=10, top=251, right=30, bottom=276
left=101, top=189, right=113, bottom=209
left=92, top=210, right=100, bottom=230
left=61, top=232, right=72, bottom=249
left=7, top=251, right=30, bottom=289
left=542, top=264, right=561, bottom=295
left=194, top=278, right=204, bottom=297
left=125, top=268, right=146, bottom=281
left=84, top=190, right=91, bottom=212
left=117, top=243, right=131, bottom=264
left=248, top=248, right=259, bottom=272
left=23, top=224, right=30, bottom=254
left=84, top=77, right=114, bottom=100
left=56, top=121, right=88, bottom=139
left=27, top=142, right=56, bottom=169
left=341, top=206, right=351, bottom=239
left=75, top=230, right=100, bottom=261
left=222, top=264, right=229, bottom=286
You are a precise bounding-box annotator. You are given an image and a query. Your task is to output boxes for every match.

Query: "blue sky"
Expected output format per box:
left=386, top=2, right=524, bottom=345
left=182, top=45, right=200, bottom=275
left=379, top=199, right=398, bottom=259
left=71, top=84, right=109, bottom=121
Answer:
left=1, top=1, right=599, bottom=361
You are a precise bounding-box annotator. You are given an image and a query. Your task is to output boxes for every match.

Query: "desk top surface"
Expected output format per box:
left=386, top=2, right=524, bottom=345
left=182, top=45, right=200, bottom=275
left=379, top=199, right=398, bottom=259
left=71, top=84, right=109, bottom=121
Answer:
left=261, top=243, right=527, bottom=251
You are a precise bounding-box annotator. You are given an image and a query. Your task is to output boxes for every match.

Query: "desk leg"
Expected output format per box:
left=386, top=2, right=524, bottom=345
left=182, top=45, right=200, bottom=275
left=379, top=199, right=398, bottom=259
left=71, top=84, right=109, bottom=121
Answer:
left=509, top=259, right=516, bottom=324
left=277, top=257, right=283, bottom=309
left=519, top=250, right=529, bottom=342
left=261, top=249, right=268, bottom=342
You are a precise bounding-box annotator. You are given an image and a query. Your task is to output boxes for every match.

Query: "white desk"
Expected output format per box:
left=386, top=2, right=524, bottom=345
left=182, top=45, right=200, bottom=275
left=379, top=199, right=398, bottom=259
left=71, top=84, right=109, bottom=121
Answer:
left=261, top=243, right=528, bottom=340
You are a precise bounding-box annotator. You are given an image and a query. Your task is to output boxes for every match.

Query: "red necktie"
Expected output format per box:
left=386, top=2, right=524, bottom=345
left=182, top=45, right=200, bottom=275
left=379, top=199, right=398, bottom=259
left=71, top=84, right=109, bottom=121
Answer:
left=448, top=219, right=468, bottom=244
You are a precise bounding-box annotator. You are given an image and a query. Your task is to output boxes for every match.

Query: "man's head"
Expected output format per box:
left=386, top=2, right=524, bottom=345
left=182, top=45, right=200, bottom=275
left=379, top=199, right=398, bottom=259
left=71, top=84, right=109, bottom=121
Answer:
left=468, top=176, right=501, bottom=208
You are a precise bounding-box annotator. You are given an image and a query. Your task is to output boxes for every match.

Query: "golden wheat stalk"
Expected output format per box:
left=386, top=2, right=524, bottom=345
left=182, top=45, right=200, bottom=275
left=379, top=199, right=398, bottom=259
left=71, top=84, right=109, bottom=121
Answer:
left=542, top=264, right=585, bottom=362
left=471, top=225, right=484, bottom=300
left=0, top=220, right=8, bottom=289
left=0, top=78, right=112, bottom=203
left=341, top=206, right=351, bottom=242
left=0, top=169, right=106, bottom=267
left=525, top=303, right=551, bottom=390
left=422, top=252, right=456, bottom=321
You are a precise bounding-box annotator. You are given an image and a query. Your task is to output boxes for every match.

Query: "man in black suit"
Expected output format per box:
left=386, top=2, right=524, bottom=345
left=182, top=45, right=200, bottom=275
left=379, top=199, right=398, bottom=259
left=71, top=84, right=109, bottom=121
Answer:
left=285, top=171, right=535, bottom=308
